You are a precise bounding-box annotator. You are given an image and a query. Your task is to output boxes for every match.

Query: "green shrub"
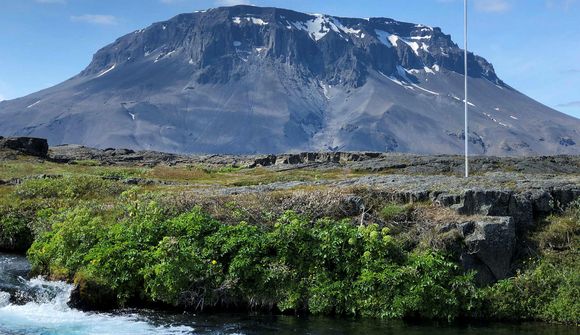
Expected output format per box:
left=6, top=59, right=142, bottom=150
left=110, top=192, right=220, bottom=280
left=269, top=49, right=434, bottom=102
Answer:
left=380, top=203, right=412, bottom=221
left=28, top=205, right=480, bottom=320
left=537, top=200, right=580, bottom=251
left=483, top=200, right=580, bottom=324
left=352, top=250, right=479, bottom=320
left=484, top=254, right=579, bottom=323
left=27, top=205, right=108, bottom=276
left=72, top=160, right=101, bottom=166
left=0, top=211, right=33, bottom=252
left=0, top=199, right=40, bottom=252
left=16, top=175, right=126, bottom=200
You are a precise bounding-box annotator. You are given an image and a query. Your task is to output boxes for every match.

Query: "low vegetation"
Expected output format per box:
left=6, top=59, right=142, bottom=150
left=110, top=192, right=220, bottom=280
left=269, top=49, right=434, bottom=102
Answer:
left=483, top=201, right=580, bottom=323
left=27, top=200, right=479, bottom=320
left=0, top=159, right=578, bottom=323
left=379, top=202, right=414, bottom=221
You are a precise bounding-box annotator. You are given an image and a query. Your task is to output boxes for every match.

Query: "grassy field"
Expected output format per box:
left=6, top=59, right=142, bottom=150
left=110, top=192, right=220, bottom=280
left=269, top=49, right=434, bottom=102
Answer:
left=0, top=156, right=373, bottom=187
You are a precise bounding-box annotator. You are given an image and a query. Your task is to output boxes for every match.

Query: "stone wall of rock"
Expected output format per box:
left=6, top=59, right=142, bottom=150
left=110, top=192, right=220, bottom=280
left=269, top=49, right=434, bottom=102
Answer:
left=431, top=187, right=579, bottom=284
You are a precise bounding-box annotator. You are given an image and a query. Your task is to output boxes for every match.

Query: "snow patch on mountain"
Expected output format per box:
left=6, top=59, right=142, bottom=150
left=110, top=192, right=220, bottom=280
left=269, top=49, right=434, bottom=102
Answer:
left=290, top=15, right=363, bottom=41
left=27, top=100, right=42, bottom=109
left=424, top=66, right=435, bottom=74
left=96, top=63, right=116, bottom=77
left=232, top=16, right=269, bottom=25
left=412, top=84, right=439, bottom=95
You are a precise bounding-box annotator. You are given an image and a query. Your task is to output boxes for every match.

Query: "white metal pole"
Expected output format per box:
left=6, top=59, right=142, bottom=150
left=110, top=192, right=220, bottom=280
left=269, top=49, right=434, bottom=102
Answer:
left=464, top=0, right=469, bottom=178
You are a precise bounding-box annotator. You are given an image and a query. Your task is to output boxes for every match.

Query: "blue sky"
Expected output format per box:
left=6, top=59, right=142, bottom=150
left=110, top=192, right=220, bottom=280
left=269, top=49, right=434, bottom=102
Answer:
left=0, top=0, right=579, bottom=118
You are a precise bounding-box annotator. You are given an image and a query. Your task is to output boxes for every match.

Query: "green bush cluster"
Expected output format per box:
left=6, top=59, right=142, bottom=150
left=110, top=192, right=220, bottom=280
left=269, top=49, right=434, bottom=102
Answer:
left=483, top=255, right=579, bottom=323
left=15, top=175, right=126, bottom=200
left=537, top=199, right=580, bottom=250
left=0, top=208, right=33, bottom=252
left=0, top=175, right=127, bottom=251
left=379, top=202, right=413, bottom=221
left=0, top=198, right=45, bottom=252
left=28, top=202, right=478, bottom=320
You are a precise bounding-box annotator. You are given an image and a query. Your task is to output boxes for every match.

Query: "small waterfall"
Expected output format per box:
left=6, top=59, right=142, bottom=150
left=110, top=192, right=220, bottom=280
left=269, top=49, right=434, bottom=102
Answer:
left=0, top=253, right=194, bottom=335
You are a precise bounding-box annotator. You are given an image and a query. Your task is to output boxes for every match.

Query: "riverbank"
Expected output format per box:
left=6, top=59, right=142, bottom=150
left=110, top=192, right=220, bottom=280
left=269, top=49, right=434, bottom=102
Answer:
left=1, top=253, right=576, bottom=335
left=0, top=137, right=578, bottom=324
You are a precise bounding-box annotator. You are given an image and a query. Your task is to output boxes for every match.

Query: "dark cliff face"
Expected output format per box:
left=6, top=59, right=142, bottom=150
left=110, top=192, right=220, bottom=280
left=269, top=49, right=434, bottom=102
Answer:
left=0, top=5, right=578, bottom=155
left=81, top=6, right=501, bottom=87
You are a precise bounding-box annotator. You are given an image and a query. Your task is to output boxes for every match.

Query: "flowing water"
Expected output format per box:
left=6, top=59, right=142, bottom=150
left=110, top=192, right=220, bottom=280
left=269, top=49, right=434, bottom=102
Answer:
left=0, top=252, right=577, bottom=335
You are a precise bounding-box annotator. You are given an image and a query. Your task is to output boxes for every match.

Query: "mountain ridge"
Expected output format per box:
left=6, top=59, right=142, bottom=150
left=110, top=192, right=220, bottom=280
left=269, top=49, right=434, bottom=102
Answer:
left=0, top=5, right=578, bottom=155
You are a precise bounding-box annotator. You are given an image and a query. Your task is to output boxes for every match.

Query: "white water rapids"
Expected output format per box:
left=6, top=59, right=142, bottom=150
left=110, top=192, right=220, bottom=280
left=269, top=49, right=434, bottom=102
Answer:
left=0, top=253, right=193, bottom=335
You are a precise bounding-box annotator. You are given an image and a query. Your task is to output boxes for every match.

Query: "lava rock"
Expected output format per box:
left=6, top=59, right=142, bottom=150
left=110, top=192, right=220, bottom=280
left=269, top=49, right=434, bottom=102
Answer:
left=0, top=137, right=48, bottom=157
left=454, top=189, right=512, bottom=216
left=459, top=217, right=516, bottom=284
left=69, top=277, right=118, bottom=311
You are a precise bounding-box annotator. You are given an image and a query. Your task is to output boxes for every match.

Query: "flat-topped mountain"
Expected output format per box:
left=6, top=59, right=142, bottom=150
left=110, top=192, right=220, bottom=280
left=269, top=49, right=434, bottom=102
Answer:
left=0, top=5, right=578, bottom=155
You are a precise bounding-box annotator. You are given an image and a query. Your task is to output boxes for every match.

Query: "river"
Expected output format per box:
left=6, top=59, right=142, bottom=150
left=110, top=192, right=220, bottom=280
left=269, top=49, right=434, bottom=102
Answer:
left=0, top=252, right=576, bottom=335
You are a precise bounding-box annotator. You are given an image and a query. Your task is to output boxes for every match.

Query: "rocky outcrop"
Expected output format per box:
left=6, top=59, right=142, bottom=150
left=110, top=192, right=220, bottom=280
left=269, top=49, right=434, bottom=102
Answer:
left=271, top=152, right=383, bottom=165
left=40, top=143, right=580, bottom=175
left=449, top=187, right=580, bottom=229
left=458, top=217, right=516, bottom=284
left=0, top=137, right=48, bottom=158
left=433, top=187, right=580, bottom=284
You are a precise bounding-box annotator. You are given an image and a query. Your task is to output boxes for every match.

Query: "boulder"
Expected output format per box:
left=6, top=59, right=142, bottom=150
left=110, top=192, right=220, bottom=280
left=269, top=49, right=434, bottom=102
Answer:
left=529, top=190, right=554, bottom=214
left=342, top=195, right=365, bottom=216
left=250, top=154, right=277, bottom=167
left=69, top=277, right=118, bottom=311
left=0, top=137, right=48, bottom=157
left=434, top=193, right=461, bottom=207
left=508, top=193, right=534, bottom=231
left=458, top=216, right=516, bottom=284
left=453, top=189, right=512, bottom=216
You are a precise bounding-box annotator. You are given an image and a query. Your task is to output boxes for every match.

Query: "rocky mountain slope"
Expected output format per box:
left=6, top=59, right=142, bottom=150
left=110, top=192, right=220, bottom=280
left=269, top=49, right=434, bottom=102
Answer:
left=0, top=5, right=578, bottom=155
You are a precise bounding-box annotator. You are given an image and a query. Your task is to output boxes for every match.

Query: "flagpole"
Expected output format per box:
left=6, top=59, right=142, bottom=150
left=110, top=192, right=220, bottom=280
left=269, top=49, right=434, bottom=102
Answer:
left=464, top=0, right=469, bottom=178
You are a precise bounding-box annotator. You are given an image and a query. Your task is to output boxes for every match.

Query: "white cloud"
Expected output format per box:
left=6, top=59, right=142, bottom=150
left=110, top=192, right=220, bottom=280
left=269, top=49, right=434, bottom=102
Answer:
left=0, top=94, right=5, bottom=102
left=36, top=0, right=66, bottom=3
left=70, top=14, right=118, bottom=25
left=474, top=0, right=511, bottom=13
